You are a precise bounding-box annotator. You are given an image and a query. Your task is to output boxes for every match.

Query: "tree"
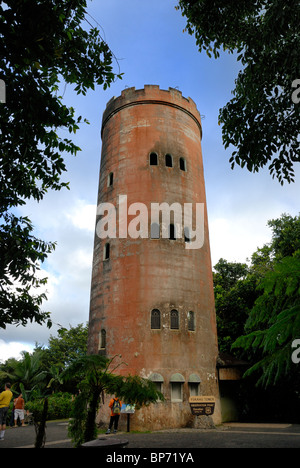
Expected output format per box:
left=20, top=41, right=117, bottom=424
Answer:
left=232, top=214, right=300, bottom=386
left=0, top=214, right=53, bottom=329
left=212, top=214, right=300, bottom=420
left=41, top=323, right=89, bottom=393
left=267, top=213, right=300, bottom=259
left=213, top=258, right=258, bottom=354
left=43, top=323, right=88, bottom=370
left=176, top=0, right=300, bottom=184
left=1, top=350, right=48, bottom=399
left=234, top=254, right=300, bottom=387
left=0, top=324, right=89, bottom=395
left=0, top=0, right=122, bottom=328
left=63, top=355, right=163, bottom=447
left=34, top=397, right=48, bottom=449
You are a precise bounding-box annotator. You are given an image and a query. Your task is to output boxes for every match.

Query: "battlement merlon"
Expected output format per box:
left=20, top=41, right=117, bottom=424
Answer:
left=101, top=85, right=202, bottom=139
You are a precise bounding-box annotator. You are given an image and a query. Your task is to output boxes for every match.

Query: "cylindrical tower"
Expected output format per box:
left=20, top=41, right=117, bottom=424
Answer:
left=88, top=85, right=220, bottom=429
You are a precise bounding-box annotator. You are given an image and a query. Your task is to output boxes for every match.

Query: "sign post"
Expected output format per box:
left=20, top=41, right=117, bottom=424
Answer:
left=120, top=404, right=135, bottom=432
left=189, top=396, right=216, bottom=416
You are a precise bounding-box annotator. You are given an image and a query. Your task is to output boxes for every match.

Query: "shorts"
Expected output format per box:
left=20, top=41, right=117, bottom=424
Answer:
left=0, top=407, right=8, bottom=425
left=14, top=409, right=24, bottom=420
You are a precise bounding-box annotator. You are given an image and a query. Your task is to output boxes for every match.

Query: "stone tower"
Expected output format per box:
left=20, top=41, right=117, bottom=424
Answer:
left=88, top=85, right=221, bottom=429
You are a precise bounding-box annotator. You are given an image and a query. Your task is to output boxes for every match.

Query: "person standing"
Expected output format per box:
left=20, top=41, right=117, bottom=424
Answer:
left=0, top=383, right=13, bottom=440
left=14, top=393, right=25, bottom=427
left=106, top=396, right=122, bottom=434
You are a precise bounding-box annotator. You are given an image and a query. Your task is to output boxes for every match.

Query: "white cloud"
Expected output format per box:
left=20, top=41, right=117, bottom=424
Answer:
left=0, top=196, right=94, bottom=356
left=66, top=201, right=96, bottom=232
left=209, top=216, right=271, bottom=266
left=0, top=340, right=34, bottom=363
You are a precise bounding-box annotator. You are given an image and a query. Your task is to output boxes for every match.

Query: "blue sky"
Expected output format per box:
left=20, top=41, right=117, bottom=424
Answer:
left=0, top=0, right=299, bottom=361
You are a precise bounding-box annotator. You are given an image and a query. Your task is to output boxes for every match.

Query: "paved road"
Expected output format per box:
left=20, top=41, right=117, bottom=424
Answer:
left=1, top=421, right=300, bottom=449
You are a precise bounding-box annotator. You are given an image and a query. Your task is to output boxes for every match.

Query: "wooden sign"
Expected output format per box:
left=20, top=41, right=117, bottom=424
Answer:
left=189, top=396, right=216, bottom=416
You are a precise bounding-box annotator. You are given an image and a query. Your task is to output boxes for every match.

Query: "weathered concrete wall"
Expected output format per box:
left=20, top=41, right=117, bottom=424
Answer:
left=88, top=85, right=221, bottom=428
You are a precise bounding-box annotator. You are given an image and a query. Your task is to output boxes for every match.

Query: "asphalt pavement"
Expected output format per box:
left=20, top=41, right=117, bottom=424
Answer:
left=1, top=421, right=300, bottom=449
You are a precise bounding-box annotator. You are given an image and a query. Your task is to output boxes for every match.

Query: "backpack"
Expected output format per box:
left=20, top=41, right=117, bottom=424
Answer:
left=112, top=398, right=121, bottom=414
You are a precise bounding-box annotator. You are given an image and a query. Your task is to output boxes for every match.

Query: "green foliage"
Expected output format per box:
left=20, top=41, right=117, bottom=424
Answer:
left=214, top=213, right=300, bottom=388
left=68, top=391, right=90, bottom=447
left=116, top=375, right=162, bottom=410
left=0, top=0, right=122, bottom=328
left=0, top=324, right=88, bottom=397
left=267, top=214, right=300, bottom=259
left=0, top=350, right=48, bottom=399
left=34, top=397, right=48, bottom=449
left=25, top=392, right=73, bottom=421
left=176, top=0, right=300, bottom=184
left=233, top=253, right=300, bottom=386
left=64, top=355, right=163, bottom=447
left=0, top=214, right=54, bottom=329
left=213, top=258, right=258, bottom=354
left=43, top=323, right=88, bottom=370
left=0, top=328, right=162, bottom=445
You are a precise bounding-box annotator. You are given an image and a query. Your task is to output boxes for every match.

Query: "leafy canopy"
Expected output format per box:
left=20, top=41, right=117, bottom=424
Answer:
left=0, top=0, right=122, bottom=328
left=176, top=0, right=300, bottom=184
left=63, top=354, right=163, bottom=446
left=232, top=214, right=300, bottom=387
left=213, top=258, right=258, bottom=354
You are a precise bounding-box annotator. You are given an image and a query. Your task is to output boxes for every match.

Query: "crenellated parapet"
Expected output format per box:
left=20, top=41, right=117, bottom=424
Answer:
left=101, top=85, right=202, bottom=138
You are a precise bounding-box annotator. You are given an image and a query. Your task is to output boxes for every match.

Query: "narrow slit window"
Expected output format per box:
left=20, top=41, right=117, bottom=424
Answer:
left=165, top=154, right=173, bottom=167
left=170, top=309, right=179, bottom=329
left=151, top=223, right=160, bottom=239
left=104, top=242, right=110, bottom=260
left=108, top=172, right=114, bottom=187
left=179, top=157, right=186, bottom=171
left=184, top=227, right=190, bottom=243
left=151, top=309, right=161, bottom=329
left=169, top=224, right=176, bottom=240
left=100, top=329, right=106, bottom=349
left=150, top=152, right=158, bottom=166
left=188, top=311, right=195, bottom=331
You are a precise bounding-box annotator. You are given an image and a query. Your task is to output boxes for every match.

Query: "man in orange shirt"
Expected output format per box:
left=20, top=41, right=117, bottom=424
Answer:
left=0, top=383, right=13, bottom=441
left=14, top=393, right=25, bottom=427
left=106, top=396, right=122, bottom=434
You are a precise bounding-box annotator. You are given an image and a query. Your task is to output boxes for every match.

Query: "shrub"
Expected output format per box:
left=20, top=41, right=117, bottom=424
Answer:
left=26, top=392, right=73, bottom=421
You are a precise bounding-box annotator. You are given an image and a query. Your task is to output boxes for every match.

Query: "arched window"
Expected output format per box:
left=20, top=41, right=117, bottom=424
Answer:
left=169, top=224, right=176, bottom=240
left=107, top=172, right=114, bottom=187
left=170, top=309, right=179, bottom=329
left=170, top=373, right=185, bottom=402
left=150, top=223, right=160, bottom=239
left=151, top=309, right=161, bottom=329
left=165, top=154, right=173, bottom=167
left=150, top=152, right=158, bottom=165
left=104, top=242, right=110, bottom=260
left=188, top=311, right=195, bottom=331
left=188, top=374, right=201, bottom=396
left=149, top=373, right=164, bottom=394
left=179, top=157, right=186, bottom=171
